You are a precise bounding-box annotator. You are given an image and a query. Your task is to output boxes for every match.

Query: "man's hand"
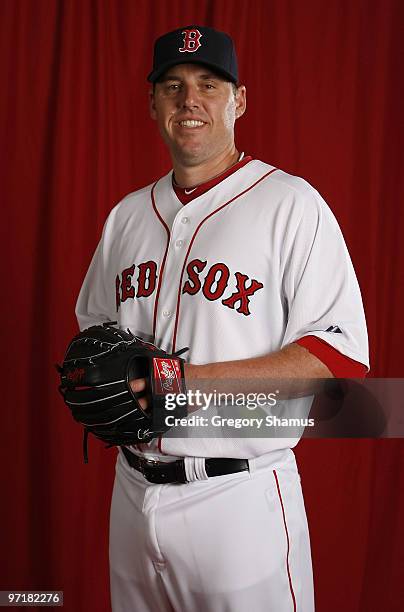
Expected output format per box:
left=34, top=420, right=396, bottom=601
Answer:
left=130, top=343, right=332, bottom=416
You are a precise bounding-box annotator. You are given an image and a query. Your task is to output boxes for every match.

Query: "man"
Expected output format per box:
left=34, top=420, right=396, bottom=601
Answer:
left=76, top=25, right=369, bottom=612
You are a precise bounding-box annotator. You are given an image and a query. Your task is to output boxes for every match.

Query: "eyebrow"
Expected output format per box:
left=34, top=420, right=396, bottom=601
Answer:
left=160, top=72, right=223, bottom=82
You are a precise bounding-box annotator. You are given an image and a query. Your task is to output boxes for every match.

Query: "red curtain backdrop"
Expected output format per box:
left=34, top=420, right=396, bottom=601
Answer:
left=1, top=1, right=403, bottom=610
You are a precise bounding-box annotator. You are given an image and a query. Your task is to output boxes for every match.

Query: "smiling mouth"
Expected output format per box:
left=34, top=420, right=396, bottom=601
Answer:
left=178, top=120, right=206, bottom=128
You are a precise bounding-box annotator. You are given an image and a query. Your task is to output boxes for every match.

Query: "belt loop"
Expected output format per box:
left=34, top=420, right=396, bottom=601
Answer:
left=196, top=457, right=209, bottom=480
left=247, top=457, right=256, bottom=475
left=184, top=457, right=209, bottom=482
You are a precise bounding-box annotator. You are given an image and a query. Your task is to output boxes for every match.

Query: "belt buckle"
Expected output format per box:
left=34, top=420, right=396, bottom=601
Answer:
left=139, top=456, right=159, bottom=476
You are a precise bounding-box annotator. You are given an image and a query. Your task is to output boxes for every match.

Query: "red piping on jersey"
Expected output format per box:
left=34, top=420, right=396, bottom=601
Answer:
left=150, top=180, right=174, bottom=456
left=171, top=168, right=278, bottom=351
left=273, top=470, right=297, bottom=612
left=151, top=181, right=171, bottom=341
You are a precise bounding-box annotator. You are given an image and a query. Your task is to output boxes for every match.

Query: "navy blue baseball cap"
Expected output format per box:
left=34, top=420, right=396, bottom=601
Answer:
left=148, top=25, right=238, bottom=84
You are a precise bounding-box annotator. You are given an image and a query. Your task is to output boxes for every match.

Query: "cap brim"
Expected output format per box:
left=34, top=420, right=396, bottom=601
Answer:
left=147, top=59, right=237, bottom=83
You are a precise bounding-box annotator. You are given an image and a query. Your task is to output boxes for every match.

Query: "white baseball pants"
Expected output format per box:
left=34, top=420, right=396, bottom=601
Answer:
left=109, top=448, right=314, bottom=612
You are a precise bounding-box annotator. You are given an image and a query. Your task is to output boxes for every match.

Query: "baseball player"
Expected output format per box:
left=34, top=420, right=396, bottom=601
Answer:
left=75, top=25, right=369, bottom=612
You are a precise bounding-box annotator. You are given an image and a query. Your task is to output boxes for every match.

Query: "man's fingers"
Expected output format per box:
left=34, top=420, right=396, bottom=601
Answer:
left=138, top=396, right=149, bottom=412
left=130, top=378, right=147, bottom=393
left=129, top=379, right=150, bottom=412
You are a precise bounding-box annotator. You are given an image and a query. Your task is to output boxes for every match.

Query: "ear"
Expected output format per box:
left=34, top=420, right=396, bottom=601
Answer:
left=149, top=88, right=157, bottom=120
left=235, top=85, right=247, bottom=120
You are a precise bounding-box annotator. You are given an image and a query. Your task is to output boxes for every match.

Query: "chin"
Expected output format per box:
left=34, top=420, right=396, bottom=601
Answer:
left=175, top=145, right=210, bottom=166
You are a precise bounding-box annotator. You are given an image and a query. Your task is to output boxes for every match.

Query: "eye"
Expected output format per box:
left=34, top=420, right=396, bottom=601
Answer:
left=166, top=83, right=181, bottom=92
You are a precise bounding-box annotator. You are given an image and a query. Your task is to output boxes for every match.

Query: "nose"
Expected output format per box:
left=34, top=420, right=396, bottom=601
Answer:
left=179, top=83, right=200, bottom=109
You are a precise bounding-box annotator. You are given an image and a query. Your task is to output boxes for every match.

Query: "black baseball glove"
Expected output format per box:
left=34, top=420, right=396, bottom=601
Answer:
left=57, top=323, right=188, bottom=461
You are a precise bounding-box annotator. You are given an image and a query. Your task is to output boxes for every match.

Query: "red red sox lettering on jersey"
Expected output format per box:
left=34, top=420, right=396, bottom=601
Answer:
left=115, top=259, right=264, bottom=316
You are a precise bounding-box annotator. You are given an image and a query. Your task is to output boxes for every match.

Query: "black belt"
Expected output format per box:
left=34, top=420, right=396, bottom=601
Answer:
left=121, top=446, right=249, bottom=484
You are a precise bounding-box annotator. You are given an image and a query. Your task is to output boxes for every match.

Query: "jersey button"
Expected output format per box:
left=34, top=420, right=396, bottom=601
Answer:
left=162, top=310, right=172, bottom=318
left=181, top=217, right=189, bottom=224
left=175, top=239, right=184, bottom=248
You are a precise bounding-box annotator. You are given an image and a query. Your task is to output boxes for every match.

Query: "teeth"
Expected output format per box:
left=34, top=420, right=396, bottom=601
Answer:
left=180, top=120, right=205, bottom=127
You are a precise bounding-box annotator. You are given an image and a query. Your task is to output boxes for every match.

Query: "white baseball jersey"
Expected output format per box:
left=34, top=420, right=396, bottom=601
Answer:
left=76, top=159, right=369, bottom=459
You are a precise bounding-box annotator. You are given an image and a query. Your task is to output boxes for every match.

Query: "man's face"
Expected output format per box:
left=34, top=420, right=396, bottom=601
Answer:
left=150, top=63, right=246, bottom=166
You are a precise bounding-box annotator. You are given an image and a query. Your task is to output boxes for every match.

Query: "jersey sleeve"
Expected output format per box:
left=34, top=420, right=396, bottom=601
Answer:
left=281, top=188, right=369, bottom=370
left=296, top=335, right=368, bottom=377
left=75, top=213, right=117, bottom=331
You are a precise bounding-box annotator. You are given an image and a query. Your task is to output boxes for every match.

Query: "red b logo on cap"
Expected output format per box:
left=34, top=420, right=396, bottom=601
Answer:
left=179, top=29, right=202, bottom=53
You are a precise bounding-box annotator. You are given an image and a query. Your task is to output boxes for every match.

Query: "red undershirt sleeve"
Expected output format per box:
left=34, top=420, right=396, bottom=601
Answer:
left=296, top=336, right=367, bottom=378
